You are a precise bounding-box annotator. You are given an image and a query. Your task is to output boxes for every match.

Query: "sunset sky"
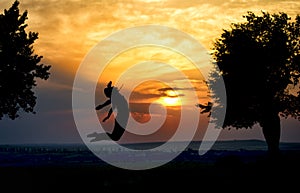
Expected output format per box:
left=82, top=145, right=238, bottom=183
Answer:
left=0, top=0, right=300, bottom=144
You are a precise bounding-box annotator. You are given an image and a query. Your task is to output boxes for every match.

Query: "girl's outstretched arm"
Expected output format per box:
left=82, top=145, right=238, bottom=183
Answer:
left=95, top=99, right=111, bottom=110
left=103, top=108, right=113, bottom=122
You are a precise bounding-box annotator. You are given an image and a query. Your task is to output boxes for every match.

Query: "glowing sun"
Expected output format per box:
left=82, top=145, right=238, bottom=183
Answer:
left=159, top=90, right=181, bottom=106
left=162, top=97, right=180, bottom=106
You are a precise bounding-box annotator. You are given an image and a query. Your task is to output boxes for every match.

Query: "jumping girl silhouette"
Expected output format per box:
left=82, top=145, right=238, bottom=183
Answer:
left=87, top=81, right=129, bottom=142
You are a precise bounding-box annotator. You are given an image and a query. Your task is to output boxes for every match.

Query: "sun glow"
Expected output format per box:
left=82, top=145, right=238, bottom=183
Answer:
left=162, top=97, right=180, bottom=106
left=159, top=90, right=181, bottom=106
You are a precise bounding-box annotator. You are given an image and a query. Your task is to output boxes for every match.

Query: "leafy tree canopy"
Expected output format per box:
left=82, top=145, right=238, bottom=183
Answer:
left=211, top=11, right=300, bottom=129
left=0, top=1, right=51, bottom=120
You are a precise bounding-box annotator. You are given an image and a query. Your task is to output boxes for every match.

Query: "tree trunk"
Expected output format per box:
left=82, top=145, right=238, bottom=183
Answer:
left=261, top=112, right=281, bottom=158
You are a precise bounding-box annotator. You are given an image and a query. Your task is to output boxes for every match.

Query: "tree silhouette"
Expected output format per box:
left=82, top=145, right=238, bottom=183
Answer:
left=0, top=1, right=51, bottom=120
left=207, top=12, right=300, bottom=156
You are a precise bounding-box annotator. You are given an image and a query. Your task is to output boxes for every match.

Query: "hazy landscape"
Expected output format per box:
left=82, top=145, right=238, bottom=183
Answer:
left=1, top=140, right=300, bottom=167
left=1, top=140, right=300, bottom=191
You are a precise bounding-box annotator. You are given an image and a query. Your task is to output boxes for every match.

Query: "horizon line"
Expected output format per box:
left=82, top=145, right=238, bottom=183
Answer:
left=1, top=139, right=300, bottom=146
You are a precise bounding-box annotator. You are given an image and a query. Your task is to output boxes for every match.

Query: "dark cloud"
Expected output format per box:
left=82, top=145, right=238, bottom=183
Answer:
left=157, top=86, right=206, bottom=98
left=129, top=89, right=162, bottom=101
left=158, top=87, right=196, bottom=93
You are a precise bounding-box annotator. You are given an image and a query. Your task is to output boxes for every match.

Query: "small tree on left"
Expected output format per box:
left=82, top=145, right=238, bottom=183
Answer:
left=0, top=1, right=51, bottom=120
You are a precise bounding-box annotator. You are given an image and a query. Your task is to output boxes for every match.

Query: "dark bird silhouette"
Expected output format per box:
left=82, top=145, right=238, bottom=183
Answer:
left=196, top=102, right=212, bottom=116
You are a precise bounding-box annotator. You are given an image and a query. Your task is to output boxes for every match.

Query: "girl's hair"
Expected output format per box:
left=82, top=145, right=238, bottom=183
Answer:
left=104, top=81, right=123, bottom=97
left=104, top=81, right=113, bottom=97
